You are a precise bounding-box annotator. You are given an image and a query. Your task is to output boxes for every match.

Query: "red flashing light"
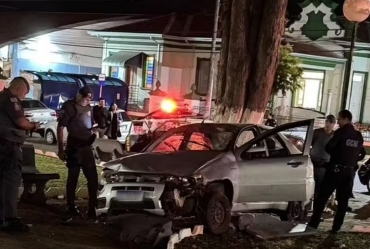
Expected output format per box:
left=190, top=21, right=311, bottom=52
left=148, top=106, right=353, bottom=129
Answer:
left=160, top=99, right=177, bottom=113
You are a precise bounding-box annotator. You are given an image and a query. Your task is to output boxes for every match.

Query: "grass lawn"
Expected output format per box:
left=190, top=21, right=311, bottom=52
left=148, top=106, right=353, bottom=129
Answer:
left=35, top=155, right=101, bottom=189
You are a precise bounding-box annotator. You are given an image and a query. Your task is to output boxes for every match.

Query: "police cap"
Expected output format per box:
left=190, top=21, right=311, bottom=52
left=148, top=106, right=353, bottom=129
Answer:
left=78, top=86, right=93, bottom=98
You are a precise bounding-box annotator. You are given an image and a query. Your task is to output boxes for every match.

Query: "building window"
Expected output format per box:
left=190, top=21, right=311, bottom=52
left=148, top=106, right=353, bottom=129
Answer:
left=109, top=66, right=119, bottom=78
left=348, top=72, right=367, bottom=122
left=142, top=56, right=155, bottom=89
left=293, top=70, right=325, bottom=111
left=195, top=58, right=210, bottom=96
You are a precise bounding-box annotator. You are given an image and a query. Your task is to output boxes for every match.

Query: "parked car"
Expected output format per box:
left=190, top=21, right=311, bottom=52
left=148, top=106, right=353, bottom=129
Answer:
left=44, top=109, right=132, bottom=145
left=21, top=98, right=57, bottom=136
left=97, top=119, right=315, bottom=234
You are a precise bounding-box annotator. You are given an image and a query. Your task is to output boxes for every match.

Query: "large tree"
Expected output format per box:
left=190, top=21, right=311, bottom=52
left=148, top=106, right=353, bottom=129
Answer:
left=214, top=0, right=293, bottom=123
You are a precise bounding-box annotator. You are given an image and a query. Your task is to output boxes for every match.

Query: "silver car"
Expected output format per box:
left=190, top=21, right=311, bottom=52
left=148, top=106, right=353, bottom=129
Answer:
left=21, top=98, right=57, bottom=134
left=98, top=120, right=315, bottom=235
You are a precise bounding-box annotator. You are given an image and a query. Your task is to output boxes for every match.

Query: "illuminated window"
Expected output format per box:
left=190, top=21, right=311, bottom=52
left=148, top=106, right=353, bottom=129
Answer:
left=143, top=56, right=155, bottom=89
left=293, top=70, right=324, bottom=111
left=109, top=66, right=119, bottom=78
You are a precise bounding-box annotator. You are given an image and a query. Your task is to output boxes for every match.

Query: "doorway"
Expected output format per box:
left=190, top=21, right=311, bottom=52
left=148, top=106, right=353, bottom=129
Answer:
left=348, top=72, right=367, bottom=122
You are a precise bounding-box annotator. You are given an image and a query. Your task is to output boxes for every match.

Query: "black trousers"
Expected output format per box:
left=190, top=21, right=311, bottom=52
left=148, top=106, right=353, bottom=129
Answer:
left=66, top=145, right=98, bottom=210
left=0, top=140, right=22, bottom=219
left=309, top=167, right=354, bottom=232
left=312, top=160, right=327, bottom=199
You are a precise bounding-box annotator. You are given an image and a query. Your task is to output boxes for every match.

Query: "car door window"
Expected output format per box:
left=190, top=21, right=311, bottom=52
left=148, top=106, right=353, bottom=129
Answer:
left=152, top=133, right=184, bottom=152
left=241, top=123, right=311, bottom=160
left=236, top=130, right=255, bottom=147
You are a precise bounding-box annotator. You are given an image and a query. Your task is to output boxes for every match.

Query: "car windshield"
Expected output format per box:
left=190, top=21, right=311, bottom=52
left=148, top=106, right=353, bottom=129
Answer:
left=21, top=100, right=47, bottom=109
left=145, top=124, right=238, bottom=153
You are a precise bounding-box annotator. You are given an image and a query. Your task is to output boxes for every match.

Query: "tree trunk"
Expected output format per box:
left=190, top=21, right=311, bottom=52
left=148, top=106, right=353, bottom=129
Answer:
left=214, top=0, right=288, bottom=124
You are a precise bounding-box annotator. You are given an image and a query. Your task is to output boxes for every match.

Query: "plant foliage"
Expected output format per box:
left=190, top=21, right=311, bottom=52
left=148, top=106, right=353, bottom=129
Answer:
left=272, top=45, right=303, bottom=96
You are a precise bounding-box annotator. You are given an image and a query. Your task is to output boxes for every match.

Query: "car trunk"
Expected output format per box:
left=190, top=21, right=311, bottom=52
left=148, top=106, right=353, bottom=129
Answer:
left=24, top=108, right=56, bottom=124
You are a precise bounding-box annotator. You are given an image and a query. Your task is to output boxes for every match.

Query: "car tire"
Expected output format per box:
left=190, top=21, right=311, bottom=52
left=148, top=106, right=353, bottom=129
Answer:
left=203, top=192, right=232, bottom=235
left=280, top=201, right=305, bottom=222
left=45, top=129, right=56, bottom=144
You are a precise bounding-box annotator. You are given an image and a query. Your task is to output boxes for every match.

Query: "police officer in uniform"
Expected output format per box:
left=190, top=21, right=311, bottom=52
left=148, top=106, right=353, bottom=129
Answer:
left=0, top=77, right=40, bottom=232
left=57, top=86, right=98, bottom=218
left=308, top=110, right=364, bottom=234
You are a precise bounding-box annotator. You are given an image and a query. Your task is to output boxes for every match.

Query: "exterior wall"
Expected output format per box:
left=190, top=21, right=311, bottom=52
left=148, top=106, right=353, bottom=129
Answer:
left=353, top=55, right=370, bottom=123
left=13, top=32, right=103, bottom=76
left=161, top=47, right=217, bottom=99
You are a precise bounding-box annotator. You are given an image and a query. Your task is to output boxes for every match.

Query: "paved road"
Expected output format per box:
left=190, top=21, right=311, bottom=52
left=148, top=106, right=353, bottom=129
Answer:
left=26, top=134, right=369, bottom=193
left=26, top=134, right=57, bottom=153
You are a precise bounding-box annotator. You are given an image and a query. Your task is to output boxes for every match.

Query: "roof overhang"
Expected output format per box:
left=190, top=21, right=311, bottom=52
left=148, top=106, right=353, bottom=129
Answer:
left=103, top=51, right=148, bottom=68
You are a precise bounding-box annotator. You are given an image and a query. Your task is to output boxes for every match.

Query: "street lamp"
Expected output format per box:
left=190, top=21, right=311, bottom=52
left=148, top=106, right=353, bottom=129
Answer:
left=340, top=0, right=370, bottom=110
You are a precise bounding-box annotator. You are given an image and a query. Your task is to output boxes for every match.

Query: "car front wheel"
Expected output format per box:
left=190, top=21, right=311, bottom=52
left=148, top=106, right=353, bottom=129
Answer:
left=45, top=130, right=56, bottom=144
left=203, top=192, right=232, bottom=235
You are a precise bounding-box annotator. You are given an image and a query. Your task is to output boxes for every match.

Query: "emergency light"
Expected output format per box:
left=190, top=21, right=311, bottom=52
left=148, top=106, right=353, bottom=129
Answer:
left=160, top=99, right=177, bottom=113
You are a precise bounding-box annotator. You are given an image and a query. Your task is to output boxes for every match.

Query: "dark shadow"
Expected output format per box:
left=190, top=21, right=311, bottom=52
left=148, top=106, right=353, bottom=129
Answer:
left=353, top=203, right=370, bottom=220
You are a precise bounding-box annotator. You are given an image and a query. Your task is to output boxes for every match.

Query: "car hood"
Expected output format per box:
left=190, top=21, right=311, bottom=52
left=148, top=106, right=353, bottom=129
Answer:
left=103, top=151, right=224, bottom=177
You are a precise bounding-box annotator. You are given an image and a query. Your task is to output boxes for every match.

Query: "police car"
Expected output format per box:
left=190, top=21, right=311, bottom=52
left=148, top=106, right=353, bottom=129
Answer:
left=126, top=99, right=212, bottom=150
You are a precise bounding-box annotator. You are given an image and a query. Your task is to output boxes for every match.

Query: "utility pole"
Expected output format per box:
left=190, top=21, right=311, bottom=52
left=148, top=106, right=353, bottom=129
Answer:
left=205, top=0, right=221, bottom=119
left=340, top=22, right=357, bottom=110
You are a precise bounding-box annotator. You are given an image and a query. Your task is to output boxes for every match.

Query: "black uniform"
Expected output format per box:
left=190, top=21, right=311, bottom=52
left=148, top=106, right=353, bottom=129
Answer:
left=265, top=118, right=277, bottom=127
left=309, top=123, right=364, bottom=232
left=0, top=90, right=27, bottom=222
left=58, top=99, right=98, bottom=213
left=92, top=105, right=108, bottom=137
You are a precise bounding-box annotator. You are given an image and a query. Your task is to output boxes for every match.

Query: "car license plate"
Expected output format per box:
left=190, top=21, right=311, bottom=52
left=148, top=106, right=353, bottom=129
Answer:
left=116, top=191, right=144, bottom=202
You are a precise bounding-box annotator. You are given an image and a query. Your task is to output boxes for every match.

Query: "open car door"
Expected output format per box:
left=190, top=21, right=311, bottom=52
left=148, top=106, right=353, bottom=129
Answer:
left=235, top=119, right=315, bottom=203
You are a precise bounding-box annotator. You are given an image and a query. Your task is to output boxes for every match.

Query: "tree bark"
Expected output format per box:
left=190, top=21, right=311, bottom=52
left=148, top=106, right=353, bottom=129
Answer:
left=214, top=0, right=288, bottom=124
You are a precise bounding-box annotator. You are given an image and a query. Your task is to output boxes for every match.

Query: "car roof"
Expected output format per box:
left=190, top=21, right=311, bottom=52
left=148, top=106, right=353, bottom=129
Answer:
left=178, top=122, right=254, bottom=130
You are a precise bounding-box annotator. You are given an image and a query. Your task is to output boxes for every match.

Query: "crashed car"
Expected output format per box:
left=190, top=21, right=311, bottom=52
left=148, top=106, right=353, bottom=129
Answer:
left=97, top=120, right=315, bottom=235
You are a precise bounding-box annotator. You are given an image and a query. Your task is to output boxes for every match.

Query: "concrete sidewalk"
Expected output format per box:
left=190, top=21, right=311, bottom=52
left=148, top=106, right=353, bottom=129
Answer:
left=318, top=192, right=370, bottom=232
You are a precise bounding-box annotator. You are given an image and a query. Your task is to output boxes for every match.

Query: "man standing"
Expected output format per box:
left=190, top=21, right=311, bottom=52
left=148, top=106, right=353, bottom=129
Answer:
left=0, top=77, right=40, bottom=232
left=310, top=115, right=336, bottom=199
left=308, top=110, right=364, bottom=234
left=93, top=97, right=108, bottom=138
left=57, top=86, right=98, bottom=218
left=265, top=113, right=277, bottom=127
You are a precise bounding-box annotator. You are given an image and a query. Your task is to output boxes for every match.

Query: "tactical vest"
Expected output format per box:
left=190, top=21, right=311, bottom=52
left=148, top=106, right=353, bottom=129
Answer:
left=0, top=90, right=27, bottom=144
left=66, top=103, right=93, bottom=141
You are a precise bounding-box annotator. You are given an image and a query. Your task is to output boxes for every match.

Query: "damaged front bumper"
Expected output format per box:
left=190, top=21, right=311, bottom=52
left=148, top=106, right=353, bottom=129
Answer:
left=97, top=182, right=165, bottom=217
left=96, top=171, right=204, bottom=219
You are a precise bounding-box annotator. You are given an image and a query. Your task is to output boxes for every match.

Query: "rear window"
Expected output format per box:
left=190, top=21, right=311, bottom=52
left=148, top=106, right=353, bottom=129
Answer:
left=21, top=100, right=47, bottom=109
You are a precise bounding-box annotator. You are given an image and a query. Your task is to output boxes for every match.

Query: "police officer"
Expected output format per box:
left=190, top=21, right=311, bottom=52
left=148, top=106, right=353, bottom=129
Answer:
left=0, top=77, right=40, bottom=232
left=57, top=86, right=98, bottom=218
left=308, top=110, right=364, bottom=234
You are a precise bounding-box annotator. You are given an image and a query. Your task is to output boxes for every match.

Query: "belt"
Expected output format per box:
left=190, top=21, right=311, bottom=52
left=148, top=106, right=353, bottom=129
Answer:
left=333, top=164, right=355, bottom=173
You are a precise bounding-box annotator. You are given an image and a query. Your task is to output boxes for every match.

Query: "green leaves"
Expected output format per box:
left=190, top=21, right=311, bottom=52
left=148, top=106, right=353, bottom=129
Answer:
left=272, top=45, right=303, bottom=96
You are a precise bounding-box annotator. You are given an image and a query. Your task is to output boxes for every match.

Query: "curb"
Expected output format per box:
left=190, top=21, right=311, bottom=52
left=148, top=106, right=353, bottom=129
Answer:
left=167, top=226, right=203, bottom=249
